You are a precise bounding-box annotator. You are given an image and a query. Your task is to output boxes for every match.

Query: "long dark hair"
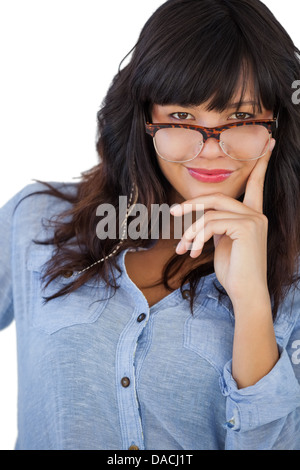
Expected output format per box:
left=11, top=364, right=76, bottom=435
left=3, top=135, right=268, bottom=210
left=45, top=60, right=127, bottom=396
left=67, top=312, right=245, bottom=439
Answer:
left=18, top=0, right=300, bottom=318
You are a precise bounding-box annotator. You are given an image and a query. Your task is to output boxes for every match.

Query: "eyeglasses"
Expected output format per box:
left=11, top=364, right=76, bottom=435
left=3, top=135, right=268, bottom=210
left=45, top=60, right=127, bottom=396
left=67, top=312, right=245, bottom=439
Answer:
left=145, top=117, right=278, bottom=162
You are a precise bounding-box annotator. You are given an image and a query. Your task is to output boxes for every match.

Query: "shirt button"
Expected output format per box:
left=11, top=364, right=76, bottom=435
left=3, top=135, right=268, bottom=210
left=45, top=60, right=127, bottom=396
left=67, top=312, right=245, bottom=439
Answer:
left=226, top=417, right=236, bottom=429
left=62, top=270, right=73, bottom=278
left=182, top=289, right=191, bottom=300
left=137, top=313, right=146, bottom=323
left=121, top=377, right=130, bottom=388
left=128, top=445, right=139, bottom=450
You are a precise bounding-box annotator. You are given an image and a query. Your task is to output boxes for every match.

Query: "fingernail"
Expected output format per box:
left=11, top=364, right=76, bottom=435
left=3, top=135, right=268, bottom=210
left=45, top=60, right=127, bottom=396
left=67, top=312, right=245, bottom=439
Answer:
left=176, top=240, right=183, bottom=251
left=170, top=204, right=182, bottom=215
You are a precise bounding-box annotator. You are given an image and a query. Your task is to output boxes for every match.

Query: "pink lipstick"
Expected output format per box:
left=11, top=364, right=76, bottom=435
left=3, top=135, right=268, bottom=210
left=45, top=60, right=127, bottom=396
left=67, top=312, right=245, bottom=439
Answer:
left=187, top=168, right=234, bottom=183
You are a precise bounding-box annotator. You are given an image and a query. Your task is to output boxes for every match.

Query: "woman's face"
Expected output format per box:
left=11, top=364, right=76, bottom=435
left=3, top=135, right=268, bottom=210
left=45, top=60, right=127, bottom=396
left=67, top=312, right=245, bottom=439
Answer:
left=151, top=92, right=275, bottom=205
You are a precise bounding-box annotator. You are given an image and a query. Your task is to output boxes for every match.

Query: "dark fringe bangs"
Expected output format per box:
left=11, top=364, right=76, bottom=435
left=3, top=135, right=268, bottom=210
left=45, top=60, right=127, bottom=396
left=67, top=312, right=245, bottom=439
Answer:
left=130, top=7, right=279, bottom=115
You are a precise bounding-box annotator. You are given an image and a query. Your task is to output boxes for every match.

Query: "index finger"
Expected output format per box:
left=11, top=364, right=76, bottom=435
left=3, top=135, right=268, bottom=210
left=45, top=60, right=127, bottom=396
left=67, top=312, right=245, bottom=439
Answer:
left=243, top=139, right=275, bottom=213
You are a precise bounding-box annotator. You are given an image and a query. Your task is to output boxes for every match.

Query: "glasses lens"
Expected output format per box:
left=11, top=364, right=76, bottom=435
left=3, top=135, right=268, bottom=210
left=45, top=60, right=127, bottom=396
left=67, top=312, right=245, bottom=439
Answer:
left=220, top=125, right=270, bottom=160
left=153, top=125, right=271, bottom=162
left=154, top=128, right=203, bottom=162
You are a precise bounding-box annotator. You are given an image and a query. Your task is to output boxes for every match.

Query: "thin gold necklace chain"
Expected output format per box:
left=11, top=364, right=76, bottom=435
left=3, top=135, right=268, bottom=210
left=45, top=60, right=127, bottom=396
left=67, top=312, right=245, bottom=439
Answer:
left=68, top=184, right=138, bottom=278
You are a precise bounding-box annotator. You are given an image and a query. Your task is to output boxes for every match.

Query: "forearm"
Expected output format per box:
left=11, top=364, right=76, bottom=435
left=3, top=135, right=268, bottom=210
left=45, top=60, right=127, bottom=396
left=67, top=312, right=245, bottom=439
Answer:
left=232, top=291, right=280, bottom=389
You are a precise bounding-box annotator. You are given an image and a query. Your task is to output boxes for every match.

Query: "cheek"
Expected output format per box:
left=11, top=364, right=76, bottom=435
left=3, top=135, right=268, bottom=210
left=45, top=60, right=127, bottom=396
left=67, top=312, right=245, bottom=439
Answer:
left=235, top=163, right=256, bottom=196
left=156, top=159, right=188, bottom=202
left=157, top=159, right=181, bottom=189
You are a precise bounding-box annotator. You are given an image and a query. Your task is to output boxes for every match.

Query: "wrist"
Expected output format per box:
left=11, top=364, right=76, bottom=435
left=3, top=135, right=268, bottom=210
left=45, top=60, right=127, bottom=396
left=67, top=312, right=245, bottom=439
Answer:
left=231, top=291, right=279, bottom=388
left=231, top=285, right=272, bottom=316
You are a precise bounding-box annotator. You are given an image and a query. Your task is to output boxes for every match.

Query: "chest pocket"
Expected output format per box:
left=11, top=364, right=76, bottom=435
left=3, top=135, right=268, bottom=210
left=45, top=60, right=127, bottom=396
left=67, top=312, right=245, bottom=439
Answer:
left=26, top=243, right=111, bottom=335
left=183, top=297, right=235, bottom=375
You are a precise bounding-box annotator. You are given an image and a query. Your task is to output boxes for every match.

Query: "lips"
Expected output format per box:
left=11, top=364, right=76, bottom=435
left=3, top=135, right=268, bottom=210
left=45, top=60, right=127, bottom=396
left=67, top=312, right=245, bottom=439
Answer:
left=187, top=168, right=234, bottom=175
left=186, top=168, right=234, bottom=183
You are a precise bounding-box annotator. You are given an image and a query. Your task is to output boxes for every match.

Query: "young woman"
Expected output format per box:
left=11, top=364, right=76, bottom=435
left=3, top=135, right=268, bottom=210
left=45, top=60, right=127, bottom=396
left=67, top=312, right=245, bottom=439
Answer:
left=1, top=0, right=300, bottom=450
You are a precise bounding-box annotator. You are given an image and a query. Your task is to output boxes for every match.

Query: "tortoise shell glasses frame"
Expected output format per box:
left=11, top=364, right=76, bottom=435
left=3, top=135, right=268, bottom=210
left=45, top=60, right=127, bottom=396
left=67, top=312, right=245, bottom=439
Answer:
left=144, top=114, right=278, bottom=162
left=145, top=116, right=278, bottom=139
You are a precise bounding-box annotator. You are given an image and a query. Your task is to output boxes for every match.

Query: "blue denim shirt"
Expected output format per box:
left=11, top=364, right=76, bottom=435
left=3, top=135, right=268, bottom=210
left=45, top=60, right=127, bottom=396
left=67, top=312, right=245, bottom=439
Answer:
left=1, top=182, right=300, bottom=450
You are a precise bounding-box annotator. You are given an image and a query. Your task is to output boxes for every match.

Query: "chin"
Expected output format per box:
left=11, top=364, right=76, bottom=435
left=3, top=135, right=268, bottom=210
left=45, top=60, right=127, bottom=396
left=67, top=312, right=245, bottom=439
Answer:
left=175, top=182, right=241, bottom=201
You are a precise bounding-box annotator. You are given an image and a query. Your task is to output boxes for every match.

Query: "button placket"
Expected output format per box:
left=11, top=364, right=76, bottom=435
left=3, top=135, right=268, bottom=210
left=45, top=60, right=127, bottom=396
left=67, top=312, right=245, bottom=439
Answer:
left=115, top=308, right=149, bottom=450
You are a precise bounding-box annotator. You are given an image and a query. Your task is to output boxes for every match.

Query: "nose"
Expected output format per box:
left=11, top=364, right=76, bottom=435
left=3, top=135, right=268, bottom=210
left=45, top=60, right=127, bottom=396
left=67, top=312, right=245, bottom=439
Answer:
left=198, top=136, right=226, bottom=159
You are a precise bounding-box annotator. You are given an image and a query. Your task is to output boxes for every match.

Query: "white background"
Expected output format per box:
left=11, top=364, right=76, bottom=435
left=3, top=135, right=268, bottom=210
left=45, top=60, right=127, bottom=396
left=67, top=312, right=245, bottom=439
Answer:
left=0, top=0, right=299, bottom=450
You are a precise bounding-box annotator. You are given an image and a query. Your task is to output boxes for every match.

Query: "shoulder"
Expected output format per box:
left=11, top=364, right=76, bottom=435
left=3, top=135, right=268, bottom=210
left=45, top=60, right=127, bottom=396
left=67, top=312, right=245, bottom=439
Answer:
left=12, top=180, right=78, bottom=209
left=8, top=180, right=79, bottom=242
left=11, top=180, right=78, bottom=215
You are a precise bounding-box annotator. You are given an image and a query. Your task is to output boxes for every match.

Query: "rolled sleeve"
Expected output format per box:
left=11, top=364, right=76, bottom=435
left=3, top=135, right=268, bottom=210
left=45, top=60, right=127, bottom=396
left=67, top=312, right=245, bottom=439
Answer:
left=220, top=348, right=300, bottom=433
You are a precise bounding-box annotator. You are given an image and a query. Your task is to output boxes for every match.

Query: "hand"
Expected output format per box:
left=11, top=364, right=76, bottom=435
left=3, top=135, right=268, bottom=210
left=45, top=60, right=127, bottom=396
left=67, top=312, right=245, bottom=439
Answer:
left=170, top=143, right=275, bottom=306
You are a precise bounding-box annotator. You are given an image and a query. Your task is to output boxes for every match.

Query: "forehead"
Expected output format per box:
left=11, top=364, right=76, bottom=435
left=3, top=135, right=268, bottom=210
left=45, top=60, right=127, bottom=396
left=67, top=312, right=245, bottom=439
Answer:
left=204, top=73, right=262, bottom=112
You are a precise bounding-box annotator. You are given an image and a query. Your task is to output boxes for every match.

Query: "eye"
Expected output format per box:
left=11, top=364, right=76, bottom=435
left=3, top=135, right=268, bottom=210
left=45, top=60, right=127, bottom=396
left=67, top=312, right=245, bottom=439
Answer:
left=171, top=112, right=194, bottom=121
left=228, top=112, right=254, bottom=120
